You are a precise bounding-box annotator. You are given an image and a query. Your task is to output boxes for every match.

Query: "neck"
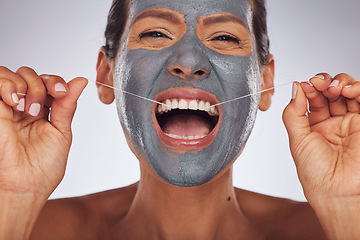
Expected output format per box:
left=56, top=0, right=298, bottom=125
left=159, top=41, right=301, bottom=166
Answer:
left=122, top=164, right=250, bottom=239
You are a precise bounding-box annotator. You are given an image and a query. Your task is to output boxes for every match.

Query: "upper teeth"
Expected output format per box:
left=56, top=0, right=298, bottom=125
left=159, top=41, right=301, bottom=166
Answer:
left=157, top=99, right=219, bottom=116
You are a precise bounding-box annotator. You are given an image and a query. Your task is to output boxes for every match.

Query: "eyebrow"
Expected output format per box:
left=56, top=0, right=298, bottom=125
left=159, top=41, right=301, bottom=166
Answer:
left=202, top=14, right=246, bottom=27
left=132, top=9, right=182, bottom=25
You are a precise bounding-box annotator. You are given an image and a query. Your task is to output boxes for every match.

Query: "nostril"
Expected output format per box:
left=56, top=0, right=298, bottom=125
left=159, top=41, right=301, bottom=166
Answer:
left=174, top=68, right=183, bottom=74
left=194, top=69, right=206, bottom=76
left=170, top=67, right=186, bottom=79
left=169, top=66, right=207, bottom=79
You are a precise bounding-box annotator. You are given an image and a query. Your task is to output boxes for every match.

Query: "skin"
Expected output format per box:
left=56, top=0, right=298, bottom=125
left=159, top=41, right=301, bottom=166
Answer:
left=0, top=0, right=360, bottom=239
left=114, top=0, right=262, bottom=187
left=284, top=74, right=360, bottom=239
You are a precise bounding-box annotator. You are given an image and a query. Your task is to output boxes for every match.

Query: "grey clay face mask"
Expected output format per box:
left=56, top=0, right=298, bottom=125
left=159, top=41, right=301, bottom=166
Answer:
left=114, top=0, right=262, bottom=187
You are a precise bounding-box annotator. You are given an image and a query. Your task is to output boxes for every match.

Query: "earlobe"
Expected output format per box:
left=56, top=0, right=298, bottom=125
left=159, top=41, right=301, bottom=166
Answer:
left=258, top=54, right=275, bottom=111
left=96, top=47, right=115, bottom=105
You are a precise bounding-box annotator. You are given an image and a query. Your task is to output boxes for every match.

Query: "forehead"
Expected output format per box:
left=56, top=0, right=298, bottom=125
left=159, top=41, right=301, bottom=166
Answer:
left=129, top=0, right=253, bottom=28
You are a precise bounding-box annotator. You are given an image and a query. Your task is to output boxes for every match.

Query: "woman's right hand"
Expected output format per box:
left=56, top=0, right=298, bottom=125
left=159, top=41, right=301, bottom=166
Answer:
left=0, top=66, right=87, bottom=199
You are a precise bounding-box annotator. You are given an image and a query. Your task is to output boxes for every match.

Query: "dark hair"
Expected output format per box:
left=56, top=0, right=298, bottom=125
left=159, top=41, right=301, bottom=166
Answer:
left=252, top=0, right=270, bottom=66
left=104, top=0, right=270, bottom=65
left=104, top=0, right=130, bottom=59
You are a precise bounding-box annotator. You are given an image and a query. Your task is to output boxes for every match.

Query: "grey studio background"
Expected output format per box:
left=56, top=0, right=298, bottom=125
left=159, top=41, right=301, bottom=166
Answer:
left=0, top=0, right=359, bottom=202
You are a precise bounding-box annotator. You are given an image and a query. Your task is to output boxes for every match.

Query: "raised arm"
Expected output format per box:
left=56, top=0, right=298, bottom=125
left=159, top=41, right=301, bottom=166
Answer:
left=283, top=73, right=360, bottom=239
left=0, top=66, right=87, bottom=239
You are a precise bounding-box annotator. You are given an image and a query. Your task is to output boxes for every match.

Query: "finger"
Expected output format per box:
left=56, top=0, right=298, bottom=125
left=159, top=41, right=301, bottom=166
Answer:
left=44, top=95, right=54, bottom=109
left=0, top=100, right=14, bottom=121
left=39, top=74, right=68, bottom=109
left=0, top=78, right=20, bottom=107
left=283, top=82, right=311, bottom=158
left=345, top=99, right=360, bottom=113
left=0, top=67, right=27, bottom=112
left=50, top=77, right=88, bottom=138
left=39, top=75, right=68, bottom=98
left=309, top=73, right=332, bottom=92
left=0, top=66, right=27, bottom=95
left=16, top=67, right=47, bottom=117
left=300, top=82, right=331, bottom=126
left=323, top=73, right=357, bottom=116
left=342, top=81, right=360, bottom=101
left=343, top=82, right=360, bottom=113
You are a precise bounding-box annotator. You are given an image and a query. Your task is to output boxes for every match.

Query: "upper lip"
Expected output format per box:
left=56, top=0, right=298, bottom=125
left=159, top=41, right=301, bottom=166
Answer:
left=154, top=87, right=220, bottom=105
left=152, top=87, right=221, bottom=151
left=153, top=87, right=220, bottom=116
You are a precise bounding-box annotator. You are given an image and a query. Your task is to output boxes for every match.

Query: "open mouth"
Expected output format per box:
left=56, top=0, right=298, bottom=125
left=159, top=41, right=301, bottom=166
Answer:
left=153, top=88, right=221, bottom=150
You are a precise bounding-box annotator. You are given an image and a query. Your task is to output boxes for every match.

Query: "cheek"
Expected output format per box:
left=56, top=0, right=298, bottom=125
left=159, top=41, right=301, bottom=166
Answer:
left=113, top=49, right=174, bottom=149
left=208, top=53, right=261, bottom=103
left=122, top=49, right=172, bottom=88
left=209, top=54, right=261, bottom=142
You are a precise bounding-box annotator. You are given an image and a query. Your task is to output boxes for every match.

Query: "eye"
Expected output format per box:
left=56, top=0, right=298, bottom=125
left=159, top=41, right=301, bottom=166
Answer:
left=206, top=33, right=246, bottom=51
left=211, top=35, right=240, bottom=44
left=139, top=31, right=172, bottom=40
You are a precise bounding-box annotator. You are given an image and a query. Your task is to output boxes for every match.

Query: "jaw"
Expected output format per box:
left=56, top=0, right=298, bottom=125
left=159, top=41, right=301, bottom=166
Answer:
left=153, top=87, right=222, bottom=152
left=117, top=85, right=254, bottom=187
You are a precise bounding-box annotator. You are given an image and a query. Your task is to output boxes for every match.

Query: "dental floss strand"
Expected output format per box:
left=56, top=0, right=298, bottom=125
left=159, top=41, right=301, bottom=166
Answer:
left=16, top=80, right=293, bottom=108
left=211, top=81, right=293, bottom=107
left=87, top=79, right=293, bottom=108
left=93, top=80, right=167, bottom=107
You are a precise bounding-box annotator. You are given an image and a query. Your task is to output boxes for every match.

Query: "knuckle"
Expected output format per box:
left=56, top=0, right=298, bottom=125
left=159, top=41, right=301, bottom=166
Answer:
left=282, top=105, right=293, bottom=118
left=1, top=79, right=14, bottom=89
left=30, top=85, right=46, bottom=96
left=305, top=91, right=319, bottom=100
left=50, top=75, right=65, bottom=83
left=16, top=66, right=39, bottom=79
left=309, top=105, right=325, bottom=113
left=17, top=66, right=33, bottom=73
left=316, top=72, right=331, bottom=78
left=0, top=66, right=11, bottom=73
left=334, top=73, right=349, bottom=80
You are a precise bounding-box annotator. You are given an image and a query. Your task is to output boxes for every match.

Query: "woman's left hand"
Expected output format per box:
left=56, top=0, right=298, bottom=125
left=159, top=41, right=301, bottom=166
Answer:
left=283, top=73, right=360, bottom=239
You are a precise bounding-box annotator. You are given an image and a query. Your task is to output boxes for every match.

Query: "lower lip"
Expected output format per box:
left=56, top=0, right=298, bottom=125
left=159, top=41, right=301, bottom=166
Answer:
left=152, top=88, right=221, bottom=151
left=153, top=112, right=221, bottom=152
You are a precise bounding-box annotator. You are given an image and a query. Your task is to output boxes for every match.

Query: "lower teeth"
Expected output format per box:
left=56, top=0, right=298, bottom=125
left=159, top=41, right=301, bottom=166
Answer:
left=164, top=133, right=206, bottom=140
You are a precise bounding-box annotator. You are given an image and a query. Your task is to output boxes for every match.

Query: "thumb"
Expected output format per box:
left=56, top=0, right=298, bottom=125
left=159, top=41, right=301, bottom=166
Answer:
left=282, top=82, right=311, bottom=149
left=50, top=77, right=88, bottom=138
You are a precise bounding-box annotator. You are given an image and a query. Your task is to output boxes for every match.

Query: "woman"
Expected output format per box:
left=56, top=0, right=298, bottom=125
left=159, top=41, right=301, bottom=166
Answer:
left=1, top=0, right=359, bottom=239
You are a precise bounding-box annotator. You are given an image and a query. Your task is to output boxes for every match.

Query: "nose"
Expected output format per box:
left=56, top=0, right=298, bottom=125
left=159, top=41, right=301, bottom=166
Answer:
left=168, top=65, right=208, bottom=79
left=167, top=38, right=211, bottom=80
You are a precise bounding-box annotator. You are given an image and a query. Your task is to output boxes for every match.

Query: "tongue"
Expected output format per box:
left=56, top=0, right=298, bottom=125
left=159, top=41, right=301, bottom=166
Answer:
left=162, top=113, right=212, bottom=137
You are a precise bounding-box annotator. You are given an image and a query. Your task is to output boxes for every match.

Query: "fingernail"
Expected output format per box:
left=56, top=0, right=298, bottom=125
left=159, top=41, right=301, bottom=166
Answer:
left=292, top=82, right=298, bottom=99
left=314, top=74, right=325, bottom=80
left=40, top=75, right=50, bottom=80
left=55, top=83, right=67, bottom=92
left=12, top=93, right=19, bottom=104
left=308, top=81, right=314, bottom=87
left=29, top=103, right=41, bottom=117
left=17, top=98, right=25, bottom=111
left=344, top=85, right=352, bottom=89
left=329, top=80, right=340, bottom=88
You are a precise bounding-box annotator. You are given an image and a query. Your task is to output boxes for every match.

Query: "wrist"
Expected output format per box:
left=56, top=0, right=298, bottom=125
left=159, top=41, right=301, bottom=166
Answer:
left=309, top=195, right=360, bottom=240
left=0, top=191, right=47, bottom=239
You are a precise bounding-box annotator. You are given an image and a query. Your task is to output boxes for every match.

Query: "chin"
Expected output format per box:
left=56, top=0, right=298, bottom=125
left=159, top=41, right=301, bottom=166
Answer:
left=117, top=86, right=258, bottom=187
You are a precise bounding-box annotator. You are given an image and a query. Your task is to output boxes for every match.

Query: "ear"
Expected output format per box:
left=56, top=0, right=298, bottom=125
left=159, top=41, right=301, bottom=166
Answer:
left=258, top=54, right=275, bottom=111
left=96, top=47, right=115, bottom=104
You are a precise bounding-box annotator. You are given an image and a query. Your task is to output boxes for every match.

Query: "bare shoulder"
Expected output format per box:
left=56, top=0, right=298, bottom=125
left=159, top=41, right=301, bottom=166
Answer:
left=234, top=188, right=327, bottom=240
left=30, top=182, right=138, bottom=240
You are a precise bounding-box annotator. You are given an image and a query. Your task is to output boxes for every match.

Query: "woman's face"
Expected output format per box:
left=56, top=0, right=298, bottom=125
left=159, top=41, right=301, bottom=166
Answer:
left=114, top=0, right=262, bottom=187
